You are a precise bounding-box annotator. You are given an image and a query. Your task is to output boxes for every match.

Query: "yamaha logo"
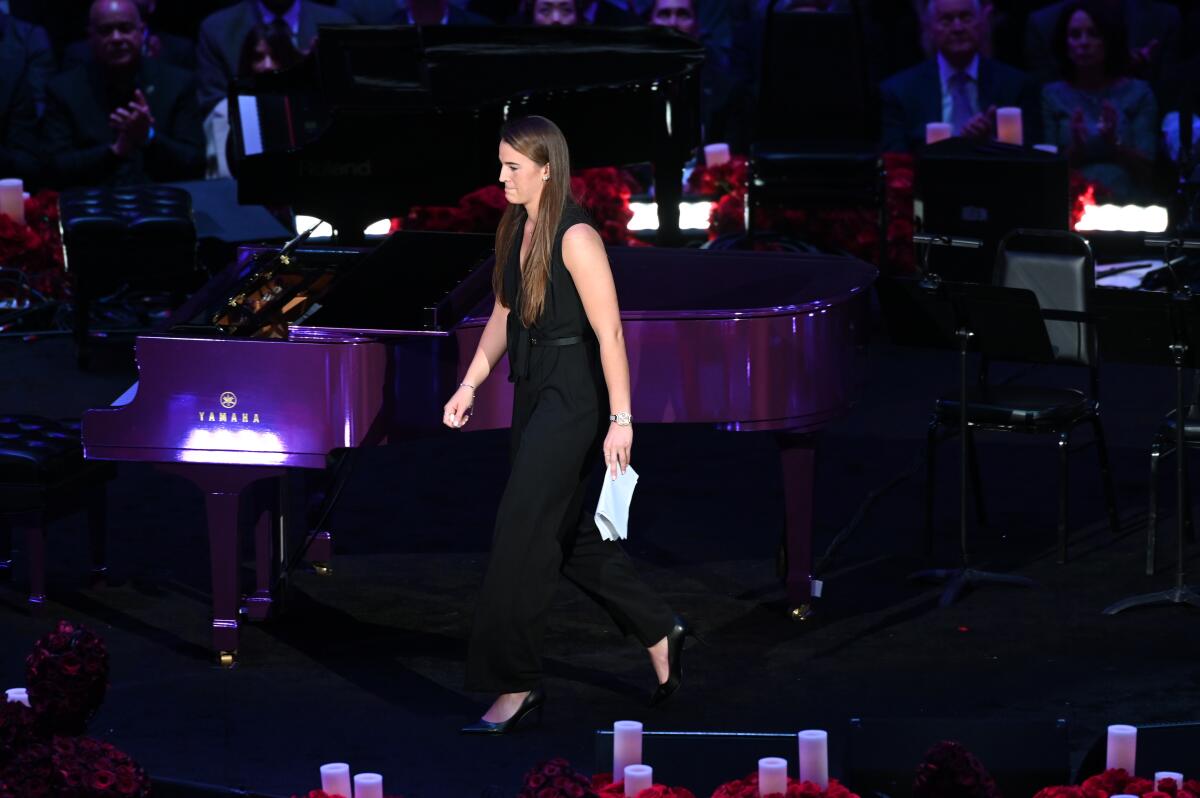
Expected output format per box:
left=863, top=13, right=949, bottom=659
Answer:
left=198, top=391, right=260, bottom=425
left=220, top=392, right=238, bottom=409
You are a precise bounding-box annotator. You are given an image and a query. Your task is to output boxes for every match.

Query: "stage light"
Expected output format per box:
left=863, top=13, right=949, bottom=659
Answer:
left=628, top=201, right=714, bottom=232
left=294, top=215, right=334, bottom=239
left=1075, top=203, right=1169, bottom=233
left=363, top=218, right=392, bottom=237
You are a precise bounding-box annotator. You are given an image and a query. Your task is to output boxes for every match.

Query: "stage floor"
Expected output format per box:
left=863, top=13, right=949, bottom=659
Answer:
left=1, top=327, right=1196, bottom=797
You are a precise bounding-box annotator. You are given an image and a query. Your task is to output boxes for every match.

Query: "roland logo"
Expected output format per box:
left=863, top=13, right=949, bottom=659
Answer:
left=197, top=391, right=261, bottom=424
left=299, top=160, right=372, bottom=178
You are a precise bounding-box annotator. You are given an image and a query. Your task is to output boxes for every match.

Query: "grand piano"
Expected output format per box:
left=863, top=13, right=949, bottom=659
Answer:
left=81, top=26, right=877, bottom=663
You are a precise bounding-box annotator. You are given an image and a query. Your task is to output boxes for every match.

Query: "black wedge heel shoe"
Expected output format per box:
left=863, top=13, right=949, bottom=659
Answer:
left=461, top=686, right=546, bottom=735
left=649, top=617, right=693, bottom=708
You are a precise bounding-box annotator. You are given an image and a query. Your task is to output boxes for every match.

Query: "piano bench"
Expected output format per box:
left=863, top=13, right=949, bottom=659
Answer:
left=0, top=416, right=115, bottom=606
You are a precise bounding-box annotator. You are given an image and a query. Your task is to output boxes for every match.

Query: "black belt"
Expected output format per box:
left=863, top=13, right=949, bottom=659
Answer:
left=530, top=335, right=584, bottom=347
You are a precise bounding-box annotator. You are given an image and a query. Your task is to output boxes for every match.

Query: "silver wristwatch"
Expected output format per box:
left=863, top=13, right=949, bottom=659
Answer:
left=609, top=411, right=632, bottom=426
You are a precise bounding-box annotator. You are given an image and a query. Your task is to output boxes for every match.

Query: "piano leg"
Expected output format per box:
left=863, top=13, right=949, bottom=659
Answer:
left=654, top=153, right=684, bottom=246
left=245, top=486, right=278, bottom=623
left=776, top=432, right=816, bottom=619
left=159, top=464, right=285, bottom=666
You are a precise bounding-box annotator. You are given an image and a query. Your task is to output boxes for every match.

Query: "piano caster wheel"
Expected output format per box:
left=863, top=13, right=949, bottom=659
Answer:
left=217, top=651, right=237, bottom=668
left=311, top=561, right=332, bottom=576
left=789, top=604, right=814, bottom=622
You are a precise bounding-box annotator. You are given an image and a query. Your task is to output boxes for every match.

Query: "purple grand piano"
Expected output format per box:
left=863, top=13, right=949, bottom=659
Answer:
left=82, top=234, right=875, bottom=664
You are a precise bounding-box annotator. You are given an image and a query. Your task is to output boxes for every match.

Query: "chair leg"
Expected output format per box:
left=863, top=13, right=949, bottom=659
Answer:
left=924, top=415, right=939, bottom=555
left=1057, top=430, right=1070, bottom=564
left=965, top=427, right=987, bottom=527
left=24, top=523, right=47, bottom=604
left=86, top=484, right=108, bottom=587
left=1089, top=416, right=1121, bottom=539
left=1148, top=437, right=1165, bottom=576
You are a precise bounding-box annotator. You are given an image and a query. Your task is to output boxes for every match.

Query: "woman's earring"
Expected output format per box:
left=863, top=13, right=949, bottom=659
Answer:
left=542, top=174, right=549, bottom=182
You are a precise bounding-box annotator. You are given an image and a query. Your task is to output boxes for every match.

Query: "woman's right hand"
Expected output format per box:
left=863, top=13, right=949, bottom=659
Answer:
left=443, top=384, right=475, bottom=429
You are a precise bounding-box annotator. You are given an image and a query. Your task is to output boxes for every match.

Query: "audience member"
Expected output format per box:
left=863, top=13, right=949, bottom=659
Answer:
left=0, top=8, right=54, bottom=112
left=1025, top=0, right=1181, bottom=83
left=41, top=0, right=204, bottom=187
left=524, top=0, right=581, bottom=25
left=204, top=25, right=306, bottom=179
left=1041, top=0, right=1157, bottom=200
left=335, top=0, right=491, bottom=24
left=196, top=0, right=353, bottom=116
left=632, top=0, right=731, bottom=66
left=62, top=0, right=196, bottom=71
left=581, top=0, right=641, bottom=25
left=881, top=0, right=1037, bottom=152
left=0, top=11, right=43, bottom=184
left=648, top=0, right=735, bottom=142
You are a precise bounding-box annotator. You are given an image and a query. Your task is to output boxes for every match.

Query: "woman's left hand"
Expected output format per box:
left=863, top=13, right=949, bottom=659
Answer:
left=603, top=423, right=633, bottom=480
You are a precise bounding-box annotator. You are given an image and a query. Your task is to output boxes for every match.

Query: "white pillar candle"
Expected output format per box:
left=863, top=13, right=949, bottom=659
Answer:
left=624, top=764, right=653, bottom=796
left=996, top=107, right=1023, bottom=145
left=613, top=720, right=643, bottom=782
left=926, top=122, right=952, bottom=145
left=319, top=763, right=352, bottom=798
left=798, top=730, right=829, bottom=788
left=704, top=143, right=731, bottom=168
left=759, top=757, right=788, bottom=796
left=4, top=688, right=29, bottom=707
left=353, top=772, right=383, bottom=798
left=1106, top=725, right=1137, bottom=774
left=0, top=179, right=24, bottom=226
left=1033, top=143, right=1059, bottom=154
left=1156, top=772, right=1185, bottom=789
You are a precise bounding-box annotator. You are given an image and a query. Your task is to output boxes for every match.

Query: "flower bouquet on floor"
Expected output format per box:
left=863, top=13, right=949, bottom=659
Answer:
left=1, top=621, right=151, bottom=798
left=591, top=773, right=697, bottom=798
left=1034, top=769, right=1200, bottom=798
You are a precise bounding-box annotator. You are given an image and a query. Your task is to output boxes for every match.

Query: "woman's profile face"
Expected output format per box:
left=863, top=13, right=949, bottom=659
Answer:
left=533, top=0, right=577, bottom=25
left=498, top=140, right=548, bottom=207
left=1066, top=9, right=1106, bottom=71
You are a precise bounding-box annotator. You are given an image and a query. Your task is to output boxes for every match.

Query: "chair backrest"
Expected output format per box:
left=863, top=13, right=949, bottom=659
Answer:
left=756, top=2, right=874, bottom=144
left=994, top=229, right=1095, bottom=367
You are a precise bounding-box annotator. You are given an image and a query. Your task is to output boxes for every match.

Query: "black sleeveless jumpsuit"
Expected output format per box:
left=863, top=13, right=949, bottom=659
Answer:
left=465, top=202, right=676, bottom=693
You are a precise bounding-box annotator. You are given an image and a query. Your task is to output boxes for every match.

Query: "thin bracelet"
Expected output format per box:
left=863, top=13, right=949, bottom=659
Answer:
left=460, top=381, right=476, bottom=392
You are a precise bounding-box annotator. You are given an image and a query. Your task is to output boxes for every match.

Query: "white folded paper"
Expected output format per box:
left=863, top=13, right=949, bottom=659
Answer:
left=595, top=465, right=639, bottom=541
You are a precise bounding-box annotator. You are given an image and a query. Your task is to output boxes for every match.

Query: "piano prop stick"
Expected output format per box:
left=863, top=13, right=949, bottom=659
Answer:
left=996, top=107, right=1023, bottom=146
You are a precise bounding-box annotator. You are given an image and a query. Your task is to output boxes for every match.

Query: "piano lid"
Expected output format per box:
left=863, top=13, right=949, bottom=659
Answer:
left=231, top=26, right=703, bottom=237
left=169, top=230, right=495, bottom=339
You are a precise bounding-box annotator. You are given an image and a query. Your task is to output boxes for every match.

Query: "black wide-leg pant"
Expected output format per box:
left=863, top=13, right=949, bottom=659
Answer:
left=465, top=347, right=676, bottom=693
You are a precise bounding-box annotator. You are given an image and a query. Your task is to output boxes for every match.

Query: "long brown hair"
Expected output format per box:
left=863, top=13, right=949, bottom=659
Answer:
left=492, top=115, right=573, bottom=327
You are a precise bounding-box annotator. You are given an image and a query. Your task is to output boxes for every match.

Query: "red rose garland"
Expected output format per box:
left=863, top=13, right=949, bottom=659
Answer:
left=1035, top=770, right=1200, bottom=798
left=592, top=773, right=697, bottom=798
left=912, top=740, right=1002, bottom=798
left=0, top=191, right=67, bottom=304
left=709, top=774, right=860, bottom=798
left=25, top=620, right=109, bottom=736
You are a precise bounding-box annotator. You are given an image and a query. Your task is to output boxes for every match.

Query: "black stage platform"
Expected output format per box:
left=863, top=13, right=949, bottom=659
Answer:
left=1, top=328, right=1196, bottom=797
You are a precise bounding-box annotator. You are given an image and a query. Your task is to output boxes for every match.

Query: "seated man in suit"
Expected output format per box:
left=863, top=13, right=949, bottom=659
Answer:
left=0, top=11, right=45, bottom=184
left=61, top=0, right=196, bottom=72
left=336, top=0, right=492, bottom=24
left=880, top=0, right=1037, bottom=152
left=41, top=0, right=204, bottom=187
left=196, top=0, right=353, bottom=116
left=1025, top=0, right=1181, bottom=83
left=0, top=8, right=53, bottom=111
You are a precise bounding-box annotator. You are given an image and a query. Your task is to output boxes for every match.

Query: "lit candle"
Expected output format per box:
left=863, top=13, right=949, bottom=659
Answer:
left=5, top=688, right=29, bottom=707
left=353, top=772, right=383, bottom=798
left=704, top=143, right=731, bottom=168
left=0, top=179, right=24, bottom=226
left=759, top=757, right=788, bottom=796
left=624, top=764, right=653, bottom=796
left=1156, top=772, right=1185, bottom=790
left=1033, top=143, right=1059, bottom=154
left=996, top=107, right=1023, bottom=145
left=798, top=730, right=829, bottom=788
left=613, top=720, right=643, bottom=782
left=319, top=763, right=352, bottom=798
left=1106, top=725, right=1137, bottom=773
left=926, top=122, right=952, bottom=145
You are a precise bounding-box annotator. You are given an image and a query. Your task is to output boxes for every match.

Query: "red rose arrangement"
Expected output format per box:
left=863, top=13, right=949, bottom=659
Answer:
left=1, top=621, right=152, bottom=798
left=591, top=773, right=697, bottom=798
left=709, top=774, right=860, bottom=798
left=518, top=757, right=599, bottom=798
left=911, top=741, right=1002, bottom=798
left=291, top=790, right=406, bottom=798
left=1034, top=770, right=1200, bottom=798
left=0, top=191, right=67, bottom=304
left=402, top=168, right=639, bottom=246
left=25, top=619, right=109, bottom=736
